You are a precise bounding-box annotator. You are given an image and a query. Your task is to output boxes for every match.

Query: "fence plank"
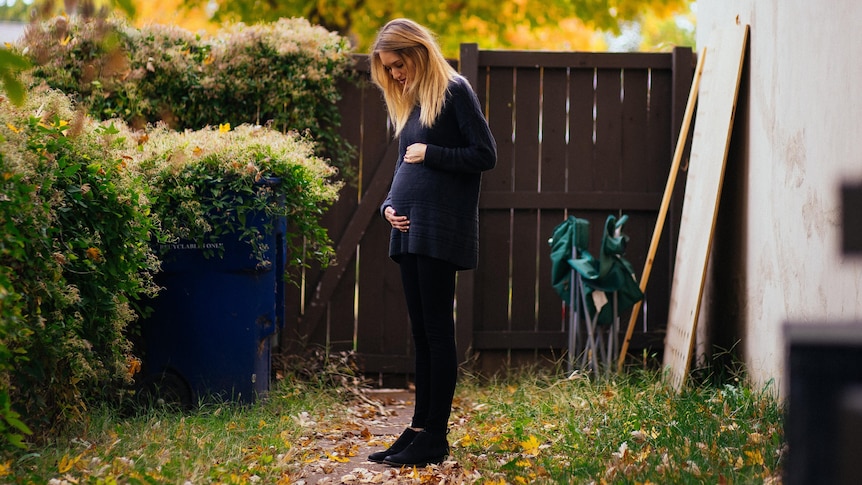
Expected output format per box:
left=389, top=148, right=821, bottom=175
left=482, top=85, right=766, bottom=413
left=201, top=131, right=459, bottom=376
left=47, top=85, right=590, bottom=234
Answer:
left=594, top=68, right=624, bottom=191
left=476, top=66, right=515, bottom=336
left=537, top=67, right=570, bottom=332
left=642, top=66, right=675, bottom=336
left=511, top=67, right=541, bottom=334
left=621, top=68, right=650, bottom=193
left=540, top=68, right=570, bottom=194
left=569, top=68, right=596, bottom=193
left=479, top=50, right=673, bottom=69
left=479, top=191, right=661, bottom=210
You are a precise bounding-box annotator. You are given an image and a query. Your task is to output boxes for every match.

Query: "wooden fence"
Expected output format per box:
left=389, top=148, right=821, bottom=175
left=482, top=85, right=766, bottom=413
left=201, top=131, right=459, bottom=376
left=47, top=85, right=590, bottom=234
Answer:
left=282, top=45, right=695, bottom=385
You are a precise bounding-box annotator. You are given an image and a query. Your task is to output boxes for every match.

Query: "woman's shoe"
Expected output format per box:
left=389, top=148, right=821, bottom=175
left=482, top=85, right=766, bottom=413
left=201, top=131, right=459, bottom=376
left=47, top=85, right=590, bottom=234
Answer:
left=383, top=430, right=449, bottom=467
left=368, top=427, right=419, bottom=463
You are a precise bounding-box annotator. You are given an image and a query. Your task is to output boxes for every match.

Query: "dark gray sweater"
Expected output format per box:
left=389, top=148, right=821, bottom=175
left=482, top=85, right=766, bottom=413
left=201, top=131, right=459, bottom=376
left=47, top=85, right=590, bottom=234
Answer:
left=381, top=75, right=497, bottom=270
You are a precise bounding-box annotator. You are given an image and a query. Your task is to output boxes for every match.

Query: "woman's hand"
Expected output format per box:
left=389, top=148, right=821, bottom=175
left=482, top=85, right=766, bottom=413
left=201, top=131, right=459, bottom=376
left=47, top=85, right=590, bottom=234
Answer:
left=404, top=143, right=426, bottom=164
left=384, top=206, right=410, bottom=232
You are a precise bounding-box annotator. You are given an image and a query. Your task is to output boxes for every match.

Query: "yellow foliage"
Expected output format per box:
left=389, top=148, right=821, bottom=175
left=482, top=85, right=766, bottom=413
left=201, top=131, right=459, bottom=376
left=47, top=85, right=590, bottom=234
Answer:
left=125, top=0, right=694, bottom=57
left=326, top=452, right=350, bottom=463
left=458, top=432, right=475, bottom=447
left=132, top=0, right=216, bottom=33
left=57, top=453, right=83, bottom=474
left=520, top=435, right=541, bottom=456
left=745, top=450, right=765, bottom=466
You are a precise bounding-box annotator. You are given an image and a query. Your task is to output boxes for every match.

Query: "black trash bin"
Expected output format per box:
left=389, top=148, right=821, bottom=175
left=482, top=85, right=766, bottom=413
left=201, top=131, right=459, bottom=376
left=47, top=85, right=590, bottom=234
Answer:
left=137, top=207, right=286, bottom=406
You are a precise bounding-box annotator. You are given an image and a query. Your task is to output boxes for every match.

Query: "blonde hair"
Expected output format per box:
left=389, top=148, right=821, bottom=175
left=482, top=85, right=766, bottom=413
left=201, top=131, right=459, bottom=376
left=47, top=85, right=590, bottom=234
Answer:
left=370, top=18, right=458, bottom=136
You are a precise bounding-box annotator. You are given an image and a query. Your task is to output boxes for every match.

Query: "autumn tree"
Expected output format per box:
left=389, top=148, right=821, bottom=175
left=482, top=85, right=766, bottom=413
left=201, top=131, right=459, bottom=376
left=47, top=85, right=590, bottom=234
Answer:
left=179, top=0, right=694, bottom=55
left=0, top=0, right=135, bottom=19
left=3, top=0, right=693, bottom=55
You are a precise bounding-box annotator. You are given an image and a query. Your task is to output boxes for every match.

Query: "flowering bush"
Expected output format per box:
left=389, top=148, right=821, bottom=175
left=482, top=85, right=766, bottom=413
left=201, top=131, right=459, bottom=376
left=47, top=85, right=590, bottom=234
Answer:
left=0, top=85, right=341, bottom=448
left=131, top=122, right=342, bottom=269
left=0, top=87, right=160, bottom=445
left=18, top=15, right=354, bottom=173
left=3, top=12, right=349, bottom=448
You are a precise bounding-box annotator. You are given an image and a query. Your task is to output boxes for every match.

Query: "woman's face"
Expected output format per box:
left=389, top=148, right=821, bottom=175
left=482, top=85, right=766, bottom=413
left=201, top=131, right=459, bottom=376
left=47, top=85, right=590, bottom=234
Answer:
left=379, top=50, right=413, bottom=91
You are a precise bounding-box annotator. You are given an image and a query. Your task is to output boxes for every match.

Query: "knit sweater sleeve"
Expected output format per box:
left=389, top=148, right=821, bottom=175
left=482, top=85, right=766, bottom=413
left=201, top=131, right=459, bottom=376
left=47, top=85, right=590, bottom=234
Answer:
left=423, top=77, right=497, bottom=174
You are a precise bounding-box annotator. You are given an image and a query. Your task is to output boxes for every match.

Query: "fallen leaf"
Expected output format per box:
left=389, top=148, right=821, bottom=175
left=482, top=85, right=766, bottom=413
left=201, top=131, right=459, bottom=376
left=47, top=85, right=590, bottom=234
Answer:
left=520, top=436, right=541, bottom=456
left=58, top=453, right=83, bottom=474
left=744, top=450, right=764, bottom=466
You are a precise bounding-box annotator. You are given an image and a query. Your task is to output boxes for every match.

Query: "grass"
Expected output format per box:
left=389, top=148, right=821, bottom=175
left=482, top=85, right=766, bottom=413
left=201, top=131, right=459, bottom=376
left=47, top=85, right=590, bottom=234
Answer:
left=5, top=379, right=352, bottom=484
left=1, top=365, right=784, bottom=484
left=449, top=368, right=784, bottom=483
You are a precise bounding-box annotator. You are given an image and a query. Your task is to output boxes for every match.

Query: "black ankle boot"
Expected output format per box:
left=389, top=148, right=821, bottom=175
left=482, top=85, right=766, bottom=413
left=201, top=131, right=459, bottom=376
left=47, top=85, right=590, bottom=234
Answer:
left=383, top=430, right=449, bottom=467
left=368, top=427, right=419, bottom=463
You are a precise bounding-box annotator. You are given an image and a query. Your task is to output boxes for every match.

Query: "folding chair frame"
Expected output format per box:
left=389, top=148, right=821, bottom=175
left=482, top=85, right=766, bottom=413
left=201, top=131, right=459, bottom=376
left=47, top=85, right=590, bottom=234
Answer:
left=566, top=249, right=621, bottom=377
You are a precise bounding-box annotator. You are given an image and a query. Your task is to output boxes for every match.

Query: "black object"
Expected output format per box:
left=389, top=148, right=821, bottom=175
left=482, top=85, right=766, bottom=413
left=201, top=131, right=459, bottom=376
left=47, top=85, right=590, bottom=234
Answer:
left=368, top=427, right=419, bottom=463
left=842, top=182, right=862, bottom=255
left=785, top=323, right=862, bottom=485
left=384, top=430, right=450, bottom=467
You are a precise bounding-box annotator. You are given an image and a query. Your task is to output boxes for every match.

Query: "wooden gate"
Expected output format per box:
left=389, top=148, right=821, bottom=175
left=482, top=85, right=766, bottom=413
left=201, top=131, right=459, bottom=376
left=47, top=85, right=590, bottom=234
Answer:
left=282, top=46, right=695, bottom=384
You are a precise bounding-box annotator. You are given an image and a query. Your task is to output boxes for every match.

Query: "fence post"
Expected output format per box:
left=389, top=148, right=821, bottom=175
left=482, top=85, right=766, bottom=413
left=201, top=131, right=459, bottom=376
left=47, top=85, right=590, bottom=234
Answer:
left=671, top=47, right=695, bottom=148
left=460, top=43, right=480, bottom=91
left=453, top=43, right=481, bottom=367
left=666, top=46, right=695, bottom=279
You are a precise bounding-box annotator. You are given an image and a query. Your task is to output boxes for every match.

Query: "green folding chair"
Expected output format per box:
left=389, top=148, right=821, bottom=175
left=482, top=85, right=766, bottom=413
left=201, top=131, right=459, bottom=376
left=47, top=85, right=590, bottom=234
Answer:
left=549, top=215, right=643, bottom=375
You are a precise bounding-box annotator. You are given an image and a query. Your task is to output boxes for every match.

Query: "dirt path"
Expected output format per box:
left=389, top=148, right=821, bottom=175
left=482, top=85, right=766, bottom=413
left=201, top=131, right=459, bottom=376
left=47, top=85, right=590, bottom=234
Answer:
left=295, top=389, right=470, bottom=484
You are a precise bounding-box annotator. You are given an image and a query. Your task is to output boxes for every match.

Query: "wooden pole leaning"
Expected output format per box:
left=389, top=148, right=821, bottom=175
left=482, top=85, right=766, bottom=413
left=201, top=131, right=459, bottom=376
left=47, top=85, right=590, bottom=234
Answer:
left=616, top=47, right=707, bottom=373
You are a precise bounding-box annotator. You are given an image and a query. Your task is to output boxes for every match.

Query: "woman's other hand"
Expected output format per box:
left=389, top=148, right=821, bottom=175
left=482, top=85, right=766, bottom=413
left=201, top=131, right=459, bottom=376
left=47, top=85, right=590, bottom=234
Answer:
left=385, top=206, right=410, bottom=232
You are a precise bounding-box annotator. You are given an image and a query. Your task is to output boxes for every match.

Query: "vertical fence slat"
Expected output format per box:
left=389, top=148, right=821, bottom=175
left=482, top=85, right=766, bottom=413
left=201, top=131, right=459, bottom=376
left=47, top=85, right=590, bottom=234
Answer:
left=324, top=74, right=367, bottom=352
left=509, top=67, right=542, bottom=365
left=617, top=67, right=653, bottom=338
left=640, top=66, right=674, bottom=344
left=537, top=68, right=570, bottom=332
left=621, top=69, right=650, bottom=193
left=476, top=66, right=516, bottom=371
left=649, top=69, right=675, bottom=194
left=454, top=43, right=482, bottom=367
left=569, top=68, right=596, bottom=193
left=510, top=67, right=541, bottom=334
left=594, top=68, right=624, bottom=191
left=539, top=68, right=570, bottom=194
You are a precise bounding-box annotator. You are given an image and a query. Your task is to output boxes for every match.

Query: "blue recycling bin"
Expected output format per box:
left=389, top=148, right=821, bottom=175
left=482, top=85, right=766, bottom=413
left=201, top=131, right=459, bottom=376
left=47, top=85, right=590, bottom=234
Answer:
left=138, top=208, right=286, bottom=406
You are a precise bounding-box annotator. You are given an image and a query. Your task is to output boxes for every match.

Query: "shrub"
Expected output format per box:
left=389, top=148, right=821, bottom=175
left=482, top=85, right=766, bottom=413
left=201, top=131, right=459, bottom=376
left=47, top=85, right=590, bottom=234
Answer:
left=0, top=87, right=161, bottom=446
left=131, top=122, right=342, bottom=271
left=0, top=85, right=341, bottom=448
left=19, top=15, right=355, bottom=173
left=3, top=14, right=347, bottom=450
left=202, top=18, right=354, bottom=168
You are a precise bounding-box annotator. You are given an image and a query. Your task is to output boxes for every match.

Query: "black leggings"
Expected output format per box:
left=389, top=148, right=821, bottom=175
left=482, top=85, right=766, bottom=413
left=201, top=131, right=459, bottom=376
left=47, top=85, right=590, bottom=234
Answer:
left=398, top=253, right=458, bottom=436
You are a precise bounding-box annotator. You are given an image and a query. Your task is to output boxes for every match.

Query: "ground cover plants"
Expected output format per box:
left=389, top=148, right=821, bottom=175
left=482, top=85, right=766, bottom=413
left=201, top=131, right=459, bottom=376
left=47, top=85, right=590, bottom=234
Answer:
left=1, top=363, right=785, bottom=484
